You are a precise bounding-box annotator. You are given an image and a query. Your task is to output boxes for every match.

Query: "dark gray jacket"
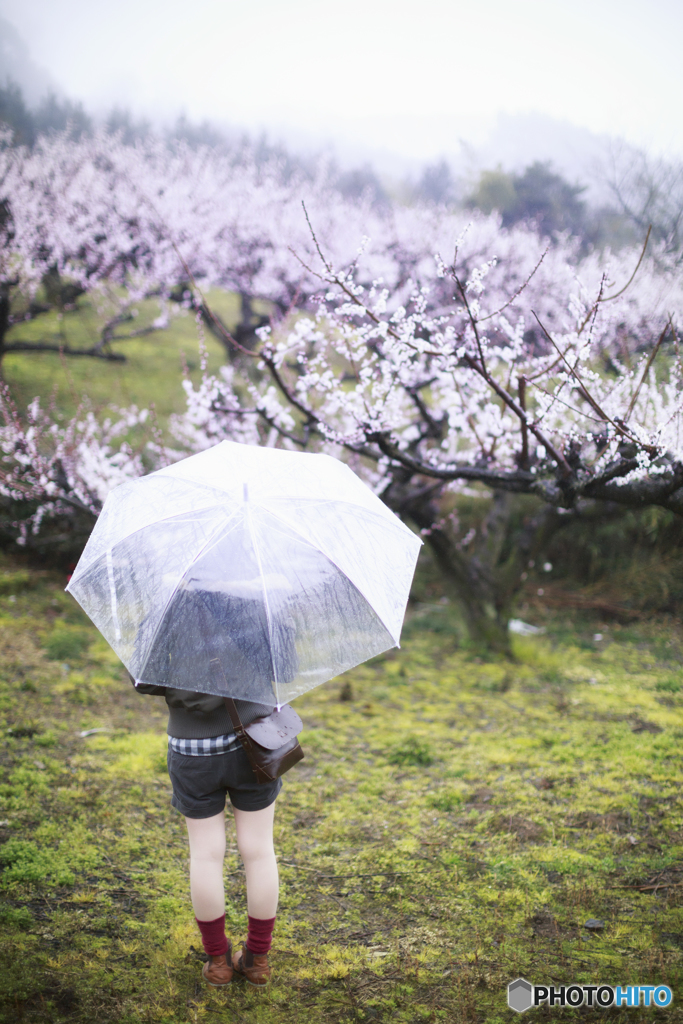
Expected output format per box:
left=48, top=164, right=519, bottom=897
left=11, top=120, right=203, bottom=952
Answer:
left=132, top=678, right=272, bottom=739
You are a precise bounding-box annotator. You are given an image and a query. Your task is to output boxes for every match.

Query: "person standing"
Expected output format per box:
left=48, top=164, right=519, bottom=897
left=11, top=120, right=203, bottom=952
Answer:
left=134, top=680, right=280, bottom=986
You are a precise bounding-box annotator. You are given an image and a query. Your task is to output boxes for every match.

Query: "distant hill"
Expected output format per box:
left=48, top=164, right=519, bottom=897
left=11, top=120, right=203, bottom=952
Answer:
left=0, top=15, right=57, bottom=105
left=470, top=112, right=611, bottom=203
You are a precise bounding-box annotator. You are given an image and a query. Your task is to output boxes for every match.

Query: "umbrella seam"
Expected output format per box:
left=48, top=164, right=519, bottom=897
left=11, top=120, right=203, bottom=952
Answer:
left=244, top=499, right=280, bottom=708
left=105, top=548, right=122, bottom=643
left=154, top=469, right=417, bottom=539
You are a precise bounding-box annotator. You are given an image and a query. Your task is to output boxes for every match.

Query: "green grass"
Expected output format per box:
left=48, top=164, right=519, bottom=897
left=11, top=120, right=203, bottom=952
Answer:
left=0, top=556, right=682, bottom=1022
left=3, top=291, right=239, bottom=424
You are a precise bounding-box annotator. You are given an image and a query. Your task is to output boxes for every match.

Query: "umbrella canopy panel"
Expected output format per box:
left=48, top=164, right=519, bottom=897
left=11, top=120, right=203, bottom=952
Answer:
left=260, top=497, right=416, bottom=644
left=68, top=504, right=242, bottom=674
left=72, top=472, right=234, bottom=578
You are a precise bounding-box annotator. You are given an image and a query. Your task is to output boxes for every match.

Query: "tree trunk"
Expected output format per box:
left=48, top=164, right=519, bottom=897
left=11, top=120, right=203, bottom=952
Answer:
left=384, top=475, right=562, bottom=655
left=197, top=292, right=270, bottom=363
left=0, top=282, right=10, bottom=371
left=425, top=506, right=514, bottom=654
left=232, top=292, right=270, bottom=354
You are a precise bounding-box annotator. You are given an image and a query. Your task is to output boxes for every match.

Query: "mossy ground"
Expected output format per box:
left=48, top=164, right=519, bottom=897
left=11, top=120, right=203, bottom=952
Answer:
left=0, top=560, right=682, bottom=1023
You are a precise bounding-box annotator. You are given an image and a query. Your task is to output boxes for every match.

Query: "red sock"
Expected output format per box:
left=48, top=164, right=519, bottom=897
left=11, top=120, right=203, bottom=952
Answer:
left=195, top=914, right=229, bottom=957
left=246, top=914, right=276, bottom=955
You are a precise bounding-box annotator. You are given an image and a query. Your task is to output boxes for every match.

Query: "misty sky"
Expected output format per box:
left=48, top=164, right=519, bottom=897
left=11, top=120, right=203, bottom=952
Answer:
left=2, top=0, right=682, bottom=166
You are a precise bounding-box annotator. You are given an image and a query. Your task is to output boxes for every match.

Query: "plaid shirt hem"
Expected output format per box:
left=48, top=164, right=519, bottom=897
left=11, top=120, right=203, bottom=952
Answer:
left=168, top=733, right=240, bottom=756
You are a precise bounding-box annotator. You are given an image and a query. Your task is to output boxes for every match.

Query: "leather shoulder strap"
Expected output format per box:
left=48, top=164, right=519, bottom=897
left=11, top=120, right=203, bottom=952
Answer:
left=223, top=697, right=247, bottom=737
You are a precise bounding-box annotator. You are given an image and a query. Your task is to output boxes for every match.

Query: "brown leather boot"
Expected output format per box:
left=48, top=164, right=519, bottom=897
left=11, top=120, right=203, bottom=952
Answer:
left=202, top=942, right=233, bottom=987
left=232, top=942, right=271, bottom=987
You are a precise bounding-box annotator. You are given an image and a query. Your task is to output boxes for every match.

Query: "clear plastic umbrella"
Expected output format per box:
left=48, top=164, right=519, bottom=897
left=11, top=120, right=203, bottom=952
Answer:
left=67, top=441, right=422, bottom=706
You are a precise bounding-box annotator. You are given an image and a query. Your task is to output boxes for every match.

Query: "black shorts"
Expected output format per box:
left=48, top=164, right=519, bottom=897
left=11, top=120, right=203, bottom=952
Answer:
left=167, top=745, right=282, bottom=818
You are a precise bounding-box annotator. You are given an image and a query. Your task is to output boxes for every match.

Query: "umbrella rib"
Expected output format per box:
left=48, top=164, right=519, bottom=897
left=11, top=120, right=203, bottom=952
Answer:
left=135, top=506, right=242, bottom=682
left=244, top=502, right=280, bottom=708
left=105, top=549, right=122, bottom=643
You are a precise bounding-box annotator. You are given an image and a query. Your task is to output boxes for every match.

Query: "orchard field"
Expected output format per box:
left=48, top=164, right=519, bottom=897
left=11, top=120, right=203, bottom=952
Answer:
left=0, top=548, right=683, bottom=1023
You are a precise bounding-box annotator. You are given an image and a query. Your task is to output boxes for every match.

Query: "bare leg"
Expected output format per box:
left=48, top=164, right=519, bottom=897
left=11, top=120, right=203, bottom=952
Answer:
left=233, top=803, right=279, bottom=919
left=185, top=811, right=226, bottom=921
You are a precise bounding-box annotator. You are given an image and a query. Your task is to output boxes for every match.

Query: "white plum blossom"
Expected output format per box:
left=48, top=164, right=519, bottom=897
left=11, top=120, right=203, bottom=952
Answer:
left=0, top=385, right=148, bottom=541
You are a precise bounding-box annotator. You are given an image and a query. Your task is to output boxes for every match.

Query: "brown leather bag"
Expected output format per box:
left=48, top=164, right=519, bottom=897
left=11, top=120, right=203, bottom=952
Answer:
left=223, top=697, right=304, bottom=784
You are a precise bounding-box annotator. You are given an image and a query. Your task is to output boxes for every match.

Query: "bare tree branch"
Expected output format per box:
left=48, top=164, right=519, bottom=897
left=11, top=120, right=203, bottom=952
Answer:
left=577, top=226, right=651, bottom=334
left=624, top=317, right=671, bottom=421
left=477, top=248, right=548, bottom=323
left=2, top=340, right=126, bottom=361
